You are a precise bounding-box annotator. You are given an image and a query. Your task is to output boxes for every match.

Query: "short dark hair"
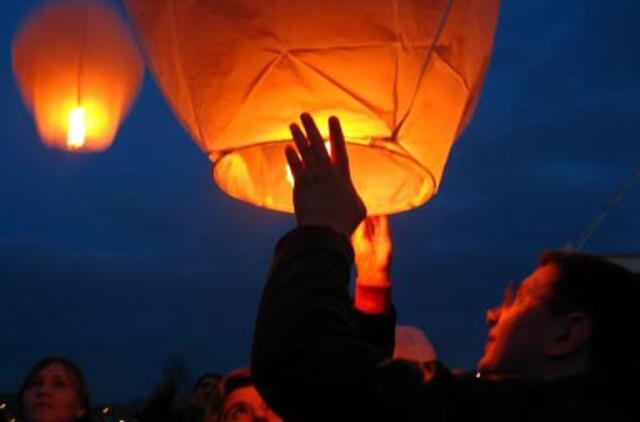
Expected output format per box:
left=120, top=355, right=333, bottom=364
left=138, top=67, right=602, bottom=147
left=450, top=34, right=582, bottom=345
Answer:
left=220, top=368, right=254, bottom=398
left=18, top=356, right=91, bottom=422
left=540, top=251, right=640, bottom=374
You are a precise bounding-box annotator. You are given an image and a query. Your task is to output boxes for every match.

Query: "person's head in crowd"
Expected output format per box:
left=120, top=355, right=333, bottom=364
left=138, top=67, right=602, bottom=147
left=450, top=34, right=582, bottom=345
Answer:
left=211, top=368, right=282, bottom=422
left=18, top=356, right=91, bottom=422
left=478, top=251, right=640, bottom=380
left=192, top=372, right=223, bottom=407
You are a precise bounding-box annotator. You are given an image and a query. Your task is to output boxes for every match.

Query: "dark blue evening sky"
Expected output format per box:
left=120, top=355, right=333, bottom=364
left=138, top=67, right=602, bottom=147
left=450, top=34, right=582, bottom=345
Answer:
left=1, top=0, right=638, bottom=402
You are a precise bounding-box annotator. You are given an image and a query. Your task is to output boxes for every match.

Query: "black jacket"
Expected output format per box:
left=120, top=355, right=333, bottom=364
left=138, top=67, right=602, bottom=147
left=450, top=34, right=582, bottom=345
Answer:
left=252, top=226, right=636, bottom=421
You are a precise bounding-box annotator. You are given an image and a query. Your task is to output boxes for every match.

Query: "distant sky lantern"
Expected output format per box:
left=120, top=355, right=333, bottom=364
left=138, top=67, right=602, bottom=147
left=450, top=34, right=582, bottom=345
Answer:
left=126, top=0, right=500, bottom=214
left=12, top=0, right=143, bottom=153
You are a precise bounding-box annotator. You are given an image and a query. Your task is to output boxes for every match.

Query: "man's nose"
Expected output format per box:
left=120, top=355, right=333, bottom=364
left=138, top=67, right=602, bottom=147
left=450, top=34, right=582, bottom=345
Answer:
left=252, top=405, right=267, bottom=422
left=485, top=306, right=500, bottom=326
left=253, top=404, right=275, bottom=422
left=35, top=384, right=51, bottom=396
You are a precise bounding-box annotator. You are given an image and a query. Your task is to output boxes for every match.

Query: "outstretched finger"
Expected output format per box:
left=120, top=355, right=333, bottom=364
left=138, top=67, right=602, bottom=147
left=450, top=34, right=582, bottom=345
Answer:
left=285, top=146, right=304, bottom=183
left=373, top=215, right=392, bottom=253
left=372, top=215, right=389, bottom=237
left=329, top=116, right=349, bottom=171
left=364, top=217, right=375, bottom=239
left=301, top=113, right=331, bottom=165
left=352, top=219, right=366, bottom=245
left=290, top=123, right=316, bottom=167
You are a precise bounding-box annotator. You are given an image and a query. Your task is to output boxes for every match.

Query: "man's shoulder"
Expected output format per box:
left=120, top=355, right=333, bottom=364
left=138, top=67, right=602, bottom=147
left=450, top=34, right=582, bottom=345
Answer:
left=428, top=368, right=638, bottom=421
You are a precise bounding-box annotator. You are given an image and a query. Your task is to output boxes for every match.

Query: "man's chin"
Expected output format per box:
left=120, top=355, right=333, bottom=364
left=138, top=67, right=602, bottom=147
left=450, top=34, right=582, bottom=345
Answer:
left=476, top=355, right=523, bottom=380
left=476, top=352, right=497, bottom=373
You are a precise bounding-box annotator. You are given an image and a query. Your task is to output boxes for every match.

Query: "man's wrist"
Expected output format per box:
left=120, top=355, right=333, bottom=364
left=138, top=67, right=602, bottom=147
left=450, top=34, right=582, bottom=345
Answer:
left=354, top=283, right=391, bottom=315
left=297, top=219, right=353, bottom=238
left=355, top=273, right=391, bottom=287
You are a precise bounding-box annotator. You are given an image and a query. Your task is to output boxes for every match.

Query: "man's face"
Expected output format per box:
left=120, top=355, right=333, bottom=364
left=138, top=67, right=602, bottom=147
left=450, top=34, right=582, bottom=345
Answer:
left=477, top=264, right=560, bottom=377
left=221, top=385, right=283, bottom=422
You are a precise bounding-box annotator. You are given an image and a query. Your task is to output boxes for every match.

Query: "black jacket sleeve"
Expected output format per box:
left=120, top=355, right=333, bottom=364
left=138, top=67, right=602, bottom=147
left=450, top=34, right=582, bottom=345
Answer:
left=251, top=226, right=424, bottom=421
left=351, top=304, right=396, bottom=359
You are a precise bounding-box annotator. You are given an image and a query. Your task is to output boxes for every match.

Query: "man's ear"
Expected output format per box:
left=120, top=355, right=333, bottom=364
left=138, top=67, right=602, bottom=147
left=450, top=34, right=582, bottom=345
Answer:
left=546, top=312, right=592, bottom=357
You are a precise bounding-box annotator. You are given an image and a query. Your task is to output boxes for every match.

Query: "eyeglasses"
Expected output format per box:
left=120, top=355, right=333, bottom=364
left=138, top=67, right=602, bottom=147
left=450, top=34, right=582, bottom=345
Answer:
left=222, top=402, right=276, bottom=422
left=500, top=280, right=550, bottom=309
left=223, top=403, right=253, bottom=422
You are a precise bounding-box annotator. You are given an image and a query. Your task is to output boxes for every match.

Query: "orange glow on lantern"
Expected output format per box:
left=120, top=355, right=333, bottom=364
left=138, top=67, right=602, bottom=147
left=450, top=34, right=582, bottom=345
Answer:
left=127, top=0, right=500, bottom=214
left=12, top=0, right=143, bottom=153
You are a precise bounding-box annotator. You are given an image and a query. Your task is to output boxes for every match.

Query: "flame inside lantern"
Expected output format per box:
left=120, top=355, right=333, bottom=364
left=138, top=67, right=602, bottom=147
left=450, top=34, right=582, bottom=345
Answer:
left=67, top=106, right=87, bottom=149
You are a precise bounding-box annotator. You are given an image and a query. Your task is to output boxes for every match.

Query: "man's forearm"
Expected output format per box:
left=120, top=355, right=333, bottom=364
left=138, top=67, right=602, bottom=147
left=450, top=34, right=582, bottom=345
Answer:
left=252, top=226, right=389, bottom=421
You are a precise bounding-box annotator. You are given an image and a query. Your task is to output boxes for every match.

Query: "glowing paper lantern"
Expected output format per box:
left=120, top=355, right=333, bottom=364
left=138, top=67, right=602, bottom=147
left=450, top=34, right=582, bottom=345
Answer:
left=126, top=0, right=500, bottom=213
left=12, top=0, right=144, bottom=153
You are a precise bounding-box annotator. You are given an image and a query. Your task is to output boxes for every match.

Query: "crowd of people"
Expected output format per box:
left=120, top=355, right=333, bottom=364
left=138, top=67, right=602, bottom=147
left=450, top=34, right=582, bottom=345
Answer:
left=4, top=114, right=639, bottom=421
left=1, top=357, right=282, bottom=422
left=1, top=189, right=396, bottom=422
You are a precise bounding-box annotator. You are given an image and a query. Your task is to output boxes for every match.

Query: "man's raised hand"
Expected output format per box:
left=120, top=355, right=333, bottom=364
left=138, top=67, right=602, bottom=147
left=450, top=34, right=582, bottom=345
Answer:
left=285, top=113, right=366, bottom=237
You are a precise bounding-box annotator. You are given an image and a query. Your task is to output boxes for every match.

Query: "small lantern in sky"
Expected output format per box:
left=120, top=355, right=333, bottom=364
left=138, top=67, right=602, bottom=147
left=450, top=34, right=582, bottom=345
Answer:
left=12, top=0, right=144, bottom=153
left=126, top=0, right=500, bottom=214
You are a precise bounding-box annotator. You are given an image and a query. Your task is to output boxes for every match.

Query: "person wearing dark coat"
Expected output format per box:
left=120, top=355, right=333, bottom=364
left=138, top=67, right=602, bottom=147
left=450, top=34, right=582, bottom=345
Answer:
left=251, top=113, right=640, bottom=421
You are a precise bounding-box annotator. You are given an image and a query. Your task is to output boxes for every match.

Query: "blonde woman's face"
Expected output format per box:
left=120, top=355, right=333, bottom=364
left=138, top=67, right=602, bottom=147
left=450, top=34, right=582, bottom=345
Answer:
left=22, top=363, right=86, bottom=422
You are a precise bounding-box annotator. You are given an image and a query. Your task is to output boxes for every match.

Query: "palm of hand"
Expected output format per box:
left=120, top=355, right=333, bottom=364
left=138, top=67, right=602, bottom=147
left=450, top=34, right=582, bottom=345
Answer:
left=286, top=113, right=366, bottom=237
left=352, top=216, right=392, bottom=285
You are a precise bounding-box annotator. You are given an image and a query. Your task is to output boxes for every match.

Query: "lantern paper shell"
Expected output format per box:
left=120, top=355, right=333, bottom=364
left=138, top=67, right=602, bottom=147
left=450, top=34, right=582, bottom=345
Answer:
left=126, top=0, right=500, bottom=214
left=12, top=0, right=144, bottom=153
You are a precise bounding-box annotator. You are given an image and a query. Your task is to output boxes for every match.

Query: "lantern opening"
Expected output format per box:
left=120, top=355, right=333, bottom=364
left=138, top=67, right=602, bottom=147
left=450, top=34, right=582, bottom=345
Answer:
left=285, top=164, right=294, bottom=187
left=67, top=106, right=87, bottom=149
left=213, top=139, right=435, bottom=215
